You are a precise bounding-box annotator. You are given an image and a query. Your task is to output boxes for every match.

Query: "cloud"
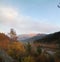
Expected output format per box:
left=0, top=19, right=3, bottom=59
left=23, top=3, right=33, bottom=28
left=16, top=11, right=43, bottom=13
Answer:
left=0, top=6, right=60, bottom=34
left=0, top=6, right=18, bottom=23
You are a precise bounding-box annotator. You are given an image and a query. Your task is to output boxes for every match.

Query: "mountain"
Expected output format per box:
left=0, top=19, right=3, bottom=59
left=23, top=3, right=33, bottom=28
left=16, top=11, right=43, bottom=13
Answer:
left=34, top=31, right=60, bottom=44
left=18, top=34, right=46, bottom=42
left=17, top=33, right=37, bottom=41
left=25, top=34, right=46, bottom=42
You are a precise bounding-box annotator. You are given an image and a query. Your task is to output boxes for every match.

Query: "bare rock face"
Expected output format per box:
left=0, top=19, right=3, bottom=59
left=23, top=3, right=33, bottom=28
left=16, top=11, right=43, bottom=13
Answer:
left=0, top=48, right=14, bottom=62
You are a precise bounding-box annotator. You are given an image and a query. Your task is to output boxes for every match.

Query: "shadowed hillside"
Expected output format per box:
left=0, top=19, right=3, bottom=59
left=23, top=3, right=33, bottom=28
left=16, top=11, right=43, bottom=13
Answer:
left=34, top=31, right=60, bottom=44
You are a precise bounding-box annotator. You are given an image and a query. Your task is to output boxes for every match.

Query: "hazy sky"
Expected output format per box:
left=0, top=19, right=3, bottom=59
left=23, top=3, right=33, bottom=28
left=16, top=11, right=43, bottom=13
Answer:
left=0, top=0, right=60, bottom=34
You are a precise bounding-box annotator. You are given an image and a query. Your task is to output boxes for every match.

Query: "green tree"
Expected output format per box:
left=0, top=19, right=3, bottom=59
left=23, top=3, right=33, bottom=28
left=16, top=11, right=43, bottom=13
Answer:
left=26, top=42, right=32, bottom=56
left=36, top=45, right=42, bottom=55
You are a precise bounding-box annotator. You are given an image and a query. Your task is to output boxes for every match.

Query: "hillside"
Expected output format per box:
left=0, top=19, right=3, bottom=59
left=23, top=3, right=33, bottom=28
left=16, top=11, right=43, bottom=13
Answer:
left=0, top=33, right=25, bottom=62
left=34, top=31, right=60, bottom=44
left=0, top=33, right=11, bottom=49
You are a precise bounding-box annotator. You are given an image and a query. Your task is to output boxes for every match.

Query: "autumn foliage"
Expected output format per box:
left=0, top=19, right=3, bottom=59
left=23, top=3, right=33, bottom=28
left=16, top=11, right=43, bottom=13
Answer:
left=0, top=33, right=60, bottom=62
left=0, top=33, right=10, bottom=49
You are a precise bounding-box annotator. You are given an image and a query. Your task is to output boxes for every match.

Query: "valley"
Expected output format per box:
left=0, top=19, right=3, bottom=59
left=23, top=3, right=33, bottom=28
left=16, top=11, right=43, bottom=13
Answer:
left=0, top=31, right=60, bottom=62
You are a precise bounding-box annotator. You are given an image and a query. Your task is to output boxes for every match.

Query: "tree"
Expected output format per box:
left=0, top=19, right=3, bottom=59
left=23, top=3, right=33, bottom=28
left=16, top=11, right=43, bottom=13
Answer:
left=8, top=28, right=17, bottom=41
left=26, top=42, right=32, bottom=56
left=57, top=0, right=60, bottom=8
left=7, top=42, right=25, bottom=62
left=36, top=45, right=42, bottom=55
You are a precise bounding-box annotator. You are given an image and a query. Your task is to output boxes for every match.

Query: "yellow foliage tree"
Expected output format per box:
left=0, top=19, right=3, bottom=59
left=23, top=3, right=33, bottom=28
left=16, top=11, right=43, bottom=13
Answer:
left=7, top=42, right=25, bottom=60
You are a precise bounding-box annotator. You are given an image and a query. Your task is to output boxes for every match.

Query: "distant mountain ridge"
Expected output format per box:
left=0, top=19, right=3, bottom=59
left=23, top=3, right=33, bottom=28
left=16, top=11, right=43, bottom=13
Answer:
left=24, top=34, right=46, bottom=42
left=34, top=31, right=60, bottom=44
left=18, top=34, right=37, bottom=41
left=18, top=33, right=46, bottom=42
